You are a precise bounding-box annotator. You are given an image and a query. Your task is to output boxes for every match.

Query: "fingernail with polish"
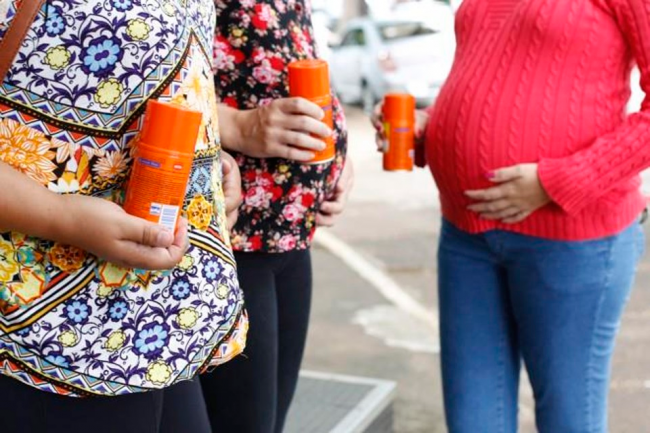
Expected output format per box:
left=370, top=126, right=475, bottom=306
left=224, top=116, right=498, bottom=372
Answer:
left=485, top=171, right=496, bottom=179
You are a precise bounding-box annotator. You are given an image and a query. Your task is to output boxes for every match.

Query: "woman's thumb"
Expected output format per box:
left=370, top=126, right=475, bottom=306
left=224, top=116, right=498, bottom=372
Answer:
left=137, top=221, right=174, bottom=248
left=222, top=157, right=233, bottom=175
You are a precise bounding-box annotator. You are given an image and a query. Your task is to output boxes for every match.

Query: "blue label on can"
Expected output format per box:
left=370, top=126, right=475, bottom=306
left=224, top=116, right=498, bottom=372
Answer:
left=138, top=157, right=161, bottom=169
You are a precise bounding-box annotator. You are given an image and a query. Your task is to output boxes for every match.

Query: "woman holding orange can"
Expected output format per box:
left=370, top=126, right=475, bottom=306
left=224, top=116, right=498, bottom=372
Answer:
left=200, top=2, right=352, bottom=432
left=373, top=95, right=430, bottom=170
left=372, top=1, right=650, bottom=431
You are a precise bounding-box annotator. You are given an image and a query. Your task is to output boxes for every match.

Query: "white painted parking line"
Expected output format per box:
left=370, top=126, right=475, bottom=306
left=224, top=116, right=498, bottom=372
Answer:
left=314, top=229, right=437, bottom=330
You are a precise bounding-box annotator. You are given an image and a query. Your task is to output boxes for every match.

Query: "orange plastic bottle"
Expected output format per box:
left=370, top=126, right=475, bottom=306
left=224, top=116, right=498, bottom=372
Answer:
left=288, top=59, right=335, bottom=164
left=123, top=100, right=203, bottom=232
left=382, top=93, right=416, bottom=172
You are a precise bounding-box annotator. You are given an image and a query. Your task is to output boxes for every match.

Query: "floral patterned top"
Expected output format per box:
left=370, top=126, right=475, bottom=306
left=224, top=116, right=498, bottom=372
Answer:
left=0, top=0, right=247, bottom=397
left=213, top=0, right=348, bottom=253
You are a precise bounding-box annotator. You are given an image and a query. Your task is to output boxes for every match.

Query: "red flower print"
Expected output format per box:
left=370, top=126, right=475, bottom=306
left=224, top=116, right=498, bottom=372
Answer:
left=243, top=170, right=258, bottom=182
left=282, top=204, right=304, bottom=223
left=271, top=185, right=283, bottom=200
left=252, top=47, right=266, bottom=62
left=213, top=36, right=245, bottom=71
left=269, top=57, right=284, bottom=72
left=222, top=97, right=238, bottom=108
left=278, top=235, right=297, bottom=251
left=287, top=185, right=302, bottom=201
left=252, top=4, right=272, bottom=31
left=249, top=236, right=263, bottom=250
left=259, top=172, right=275, bottom=187
left=301, top=192, right=315, bottom=208
left=245, top=186, right=272, bottom=208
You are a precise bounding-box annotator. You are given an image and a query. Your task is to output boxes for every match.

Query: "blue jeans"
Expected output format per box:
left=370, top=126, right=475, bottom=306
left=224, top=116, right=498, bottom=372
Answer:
left=438, top=219, right=645, bottom=433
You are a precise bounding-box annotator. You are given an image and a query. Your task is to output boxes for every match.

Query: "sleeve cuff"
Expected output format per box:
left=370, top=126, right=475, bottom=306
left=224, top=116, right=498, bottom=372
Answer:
left=538, top=158, right=595, bottom=215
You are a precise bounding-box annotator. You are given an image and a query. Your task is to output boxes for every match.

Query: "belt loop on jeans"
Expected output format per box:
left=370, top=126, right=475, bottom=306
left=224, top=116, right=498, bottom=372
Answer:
left=640, top=207, right=648, bottom=225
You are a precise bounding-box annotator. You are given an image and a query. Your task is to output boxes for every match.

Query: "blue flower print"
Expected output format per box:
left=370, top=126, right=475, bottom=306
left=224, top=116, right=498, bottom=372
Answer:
left=108, top=300, right=129, bottom=321
left=111, top=0, right=132, bottom=12
left=82, top=37, right=123, bottom=76
left=16, top=327, right=31, bottom=337
left=66, top=301, right=89, bottom=324
left=134, top=323, right=170, bottom=358
left=203, top=259, right=223, bottom=281
left=171, top=279, right=191, bottom=300
left=46, top=353, right=70, bottom=368
left=45, top=7, right=65, bottom=37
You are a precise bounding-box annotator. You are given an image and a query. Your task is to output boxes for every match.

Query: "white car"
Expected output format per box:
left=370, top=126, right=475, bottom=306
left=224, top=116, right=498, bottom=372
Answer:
left=450, top=0, right=463, bottom=13
left=330, top=16, right=456, bottom=111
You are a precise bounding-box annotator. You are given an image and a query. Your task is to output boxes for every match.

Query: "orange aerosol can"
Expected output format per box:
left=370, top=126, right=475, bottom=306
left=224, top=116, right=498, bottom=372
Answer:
left=123, top=100, right=203, bottom=232
left=288, top=59, right=335, bottom=164
left=382, top=93, right=416, bottom=172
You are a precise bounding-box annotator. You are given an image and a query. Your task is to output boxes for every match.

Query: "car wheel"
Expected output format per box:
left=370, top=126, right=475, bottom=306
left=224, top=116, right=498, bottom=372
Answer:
left=361, top=82, right=375, bottom=114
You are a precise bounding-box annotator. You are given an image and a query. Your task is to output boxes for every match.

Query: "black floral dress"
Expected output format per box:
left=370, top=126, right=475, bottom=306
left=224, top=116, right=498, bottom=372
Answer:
left=213, top=0, right=348, bottom=253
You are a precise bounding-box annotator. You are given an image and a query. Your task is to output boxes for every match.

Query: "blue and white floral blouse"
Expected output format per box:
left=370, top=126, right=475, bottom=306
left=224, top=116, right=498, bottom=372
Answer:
left=0, top=0, right=247, bottom=397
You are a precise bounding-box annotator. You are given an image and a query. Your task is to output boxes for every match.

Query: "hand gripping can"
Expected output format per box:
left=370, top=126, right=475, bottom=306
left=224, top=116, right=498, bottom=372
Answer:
left=288, top=59, right=335, bottom=164
left=123, top=100, right=203, bottom=232
left=382, top=93, right=416, bottom=172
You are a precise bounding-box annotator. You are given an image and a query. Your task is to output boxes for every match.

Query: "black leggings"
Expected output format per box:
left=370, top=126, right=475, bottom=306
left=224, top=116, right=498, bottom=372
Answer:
left=200, top=250, right=313, bottom=433
left=0, top=374, right=211, bottom=433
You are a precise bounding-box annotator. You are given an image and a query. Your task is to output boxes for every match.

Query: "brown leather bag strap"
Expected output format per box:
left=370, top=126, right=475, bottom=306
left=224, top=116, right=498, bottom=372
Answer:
left=0, top=0, right=46, bottom=83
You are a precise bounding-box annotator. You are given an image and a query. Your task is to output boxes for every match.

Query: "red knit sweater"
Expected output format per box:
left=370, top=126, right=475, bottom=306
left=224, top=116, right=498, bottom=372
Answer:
left=426, top=0, right=650, bottom=240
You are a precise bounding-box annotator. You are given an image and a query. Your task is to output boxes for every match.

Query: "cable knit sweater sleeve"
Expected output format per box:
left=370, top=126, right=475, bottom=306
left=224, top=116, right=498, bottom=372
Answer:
left=538, top=0, right=650, bottom=215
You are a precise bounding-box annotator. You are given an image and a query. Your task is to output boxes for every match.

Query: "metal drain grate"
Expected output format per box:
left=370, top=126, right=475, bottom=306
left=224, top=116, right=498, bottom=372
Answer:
left=285, top=371, right=396, bottom=433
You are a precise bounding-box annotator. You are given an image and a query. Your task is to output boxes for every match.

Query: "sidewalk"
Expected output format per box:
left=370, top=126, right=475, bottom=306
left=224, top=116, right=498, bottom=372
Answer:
left=301, top=106, right=650, bottom=432
left=303, top=244, right=444, bottom=432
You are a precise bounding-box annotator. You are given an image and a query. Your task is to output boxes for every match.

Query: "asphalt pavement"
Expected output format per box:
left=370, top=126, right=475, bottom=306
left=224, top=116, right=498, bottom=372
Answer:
left=301, top=106, right=650, bottom=433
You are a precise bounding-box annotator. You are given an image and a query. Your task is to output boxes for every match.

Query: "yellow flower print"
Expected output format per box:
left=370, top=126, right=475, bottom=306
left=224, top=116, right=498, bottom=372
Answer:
left=127, top=18, right=151, bottom=41
left=198, top=3, right=208, bottom=17
left=146, top=360, right=173, bottom=386
left=45, top=46, right=71, bottom=70
left=93, top=150, right=129, bottom=180
left=94, top=78, right=124, bottom=108
left=0, top=238, right=19, bottom=283
left=96, top=284, right=115, bottom=298
left=48, top=243, right=87, bottom=273
left=104, top=330, right=127, bottom=352
left=176, top=308, right=199, bottom=330
left=162, top=2, right=175, bottom=16
left=0, top=119, right=57, bottom=185
left=58, top=330, right=79, bottom=347
left=187, top=195, right=213, bottom=231
left=230, top=28, right=248, bottom=48
left=216, top=284, right=229, bottom=300
left=11, top=268, right=46, bottom=304
left=177, top=255, right=195, bottom=271
left=98, top=262, right=133, bottom=288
